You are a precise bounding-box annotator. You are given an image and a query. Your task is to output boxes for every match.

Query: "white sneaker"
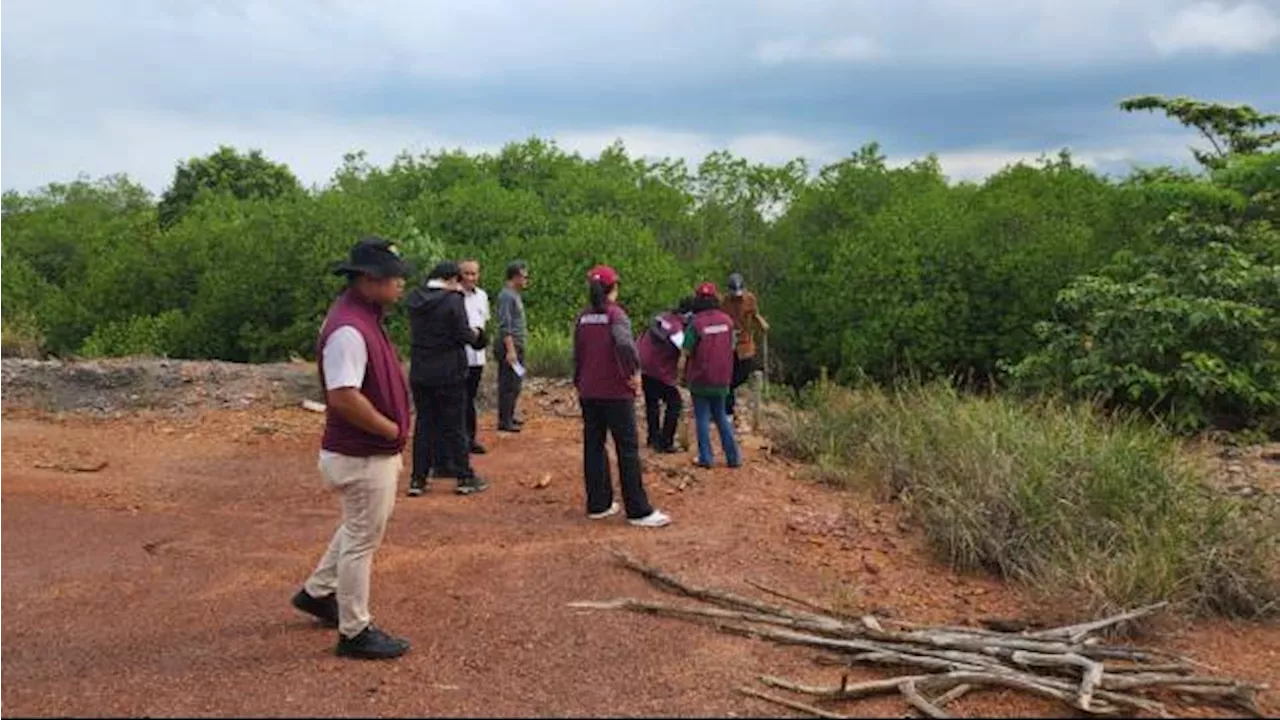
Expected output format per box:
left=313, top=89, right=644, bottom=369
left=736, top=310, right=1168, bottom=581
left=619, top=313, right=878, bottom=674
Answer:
left=628, top=510, right=672, bottom=528
left=588, top=502, right=621, bottom=520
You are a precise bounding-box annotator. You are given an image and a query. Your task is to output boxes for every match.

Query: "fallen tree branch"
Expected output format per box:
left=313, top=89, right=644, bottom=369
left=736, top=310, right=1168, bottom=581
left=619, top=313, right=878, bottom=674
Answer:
left=576, top=555, right=1264, bottom=719
left=737, top=686, right=850, bottom=719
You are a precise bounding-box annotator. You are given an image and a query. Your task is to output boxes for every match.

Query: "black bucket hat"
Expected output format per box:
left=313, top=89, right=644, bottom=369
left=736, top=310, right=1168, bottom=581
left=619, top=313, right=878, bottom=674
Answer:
left=333, top=236, right=413, bottom=279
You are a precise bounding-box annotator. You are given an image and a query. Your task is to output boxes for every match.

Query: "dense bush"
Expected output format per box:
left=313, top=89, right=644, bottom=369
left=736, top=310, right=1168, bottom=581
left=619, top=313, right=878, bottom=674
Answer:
left=1009, top=99, right=1280, bottom=435
left=2, top=95, right=1276, bottom=433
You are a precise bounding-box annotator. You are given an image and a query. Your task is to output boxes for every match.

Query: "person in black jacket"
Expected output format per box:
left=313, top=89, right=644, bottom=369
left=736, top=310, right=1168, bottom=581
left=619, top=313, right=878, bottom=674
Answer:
left=406, top=261, right=489, bottom=497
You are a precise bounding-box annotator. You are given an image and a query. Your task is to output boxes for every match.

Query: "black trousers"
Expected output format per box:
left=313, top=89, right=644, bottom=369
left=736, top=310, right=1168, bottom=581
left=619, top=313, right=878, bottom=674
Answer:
left=465, top=366, right=484, bottom=444
left=497, top=343, right=525, bottom=428
left=726, top=355, right=757, bottom=416
left=580, top=398, right=653, bottom=519
left=411, top=380, right=473, bottom=481
left=641, top=374, right=682, bottom=450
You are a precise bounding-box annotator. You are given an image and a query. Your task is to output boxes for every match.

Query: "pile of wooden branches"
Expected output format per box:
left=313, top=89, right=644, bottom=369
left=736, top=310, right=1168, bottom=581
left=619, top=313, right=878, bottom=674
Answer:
left=570, top=552, right=1266, bottom=718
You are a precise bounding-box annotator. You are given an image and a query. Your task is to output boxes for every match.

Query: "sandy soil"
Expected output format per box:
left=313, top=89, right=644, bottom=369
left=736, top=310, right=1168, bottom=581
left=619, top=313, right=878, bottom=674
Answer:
left=1, top=361, right=1276, bottom=717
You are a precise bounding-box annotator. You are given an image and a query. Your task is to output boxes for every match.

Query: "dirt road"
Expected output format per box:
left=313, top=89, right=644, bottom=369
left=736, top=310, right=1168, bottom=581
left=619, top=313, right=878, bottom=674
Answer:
left=3, top=387, right=1277, bottom=716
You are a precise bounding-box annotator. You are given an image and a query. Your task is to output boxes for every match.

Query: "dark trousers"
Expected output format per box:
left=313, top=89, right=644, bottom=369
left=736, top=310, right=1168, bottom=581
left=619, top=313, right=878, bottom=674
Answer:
left=580, top=398, right=653, bottom=519
left=411, top=380, right=473, bottom=481
left=497, top=343, right=525, bottom=428
left=641, top=374, right=682, bottom=450
left=465, top=366, right=483, bottom=444
left=726, top=354, right=757, bottom=416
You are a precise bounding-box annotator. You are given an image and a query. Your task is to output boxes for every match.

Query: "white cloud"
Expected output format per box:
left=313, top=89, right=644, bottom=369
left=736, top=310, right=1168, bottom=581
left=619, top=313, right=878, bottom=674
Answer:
left=1, top=98, right=1204, bottom=195
left=1, top=113, right=843, bottom=193
left=1149, top=1, right=1280, bottom=55
left=1, top=110, right=489, bottom=193
left=756, top=35, right=882, bottom=64
left=906, top=132, right=1200, bottom=181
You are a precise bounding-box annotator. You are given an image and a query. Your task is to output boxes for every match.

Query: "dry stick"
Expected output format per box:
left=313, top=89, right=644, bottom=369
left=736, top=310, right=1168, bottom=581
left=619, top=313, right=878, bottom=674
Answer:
left=1028, top=602, right=1169, bottom=642
left=613, top=551, right=833, bottom=623
left=568, top=598, right=850, bottom=636
left=929, top=683, right=973, bottom=709
left=1102, top=662, right=1194, bottom=675
left=900, top=678, right=952, bottom=719
left=918, top=672, right=1127, bottom=716
left=737, top=686, right=851, bottom=720
left=1103, top=675, right=1265, bottom=691
left=844, top=652, right=1166, bottom=716
left=745, top=578, right=858, bottom=620
left=1009, top=650, right=1105, bottom=711
left=760, top=674, right=929, bottom=700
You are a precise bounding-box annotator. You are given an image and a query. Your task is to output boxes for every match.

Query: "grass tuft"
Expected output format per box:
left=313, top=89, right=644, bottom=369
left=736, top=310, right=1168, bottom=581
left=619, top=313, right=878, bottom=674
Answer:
left=770, top=378, right=1280, bottom=618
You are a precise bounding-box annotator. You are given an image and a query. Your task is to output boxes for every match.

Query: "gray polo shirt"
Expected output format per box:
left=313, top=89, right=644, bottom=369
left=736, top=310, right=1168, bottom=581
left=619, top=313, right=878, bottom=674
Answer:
left=497, top=286, right=527, bottom=348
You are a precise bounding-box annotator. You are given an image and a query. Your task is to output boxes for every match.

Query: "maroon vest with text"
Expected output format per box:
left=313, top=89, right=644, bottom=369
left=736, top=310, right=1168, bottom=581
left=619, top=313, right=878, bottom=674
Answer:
left=686, top=309, right=735, bottom=389
left=574, top=302, right=636, bottom=401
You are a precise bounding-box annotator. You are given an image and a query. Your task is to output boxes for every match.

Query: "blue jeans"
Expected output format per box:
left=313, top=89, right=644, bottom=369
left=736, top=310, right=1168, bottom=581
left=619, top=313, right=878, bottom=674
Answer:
left=692, top=394, right=741, bottom=467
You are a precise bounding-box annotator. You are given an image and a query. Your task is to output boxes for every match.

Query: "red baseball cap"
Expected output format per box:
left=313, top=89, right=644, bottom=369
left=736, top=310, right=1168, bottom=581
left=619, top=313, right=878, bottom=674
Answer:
left=587, top=265, right=619, bottom=285
left=695, top=281, right=718, bottom=297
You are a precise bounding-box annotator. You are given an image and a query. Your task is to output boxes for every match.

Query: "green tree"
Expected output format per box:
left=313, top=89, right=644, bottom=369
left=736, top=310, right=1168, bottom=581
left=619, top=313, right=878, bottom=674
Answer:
left=158, top=146, right=302, bottom=228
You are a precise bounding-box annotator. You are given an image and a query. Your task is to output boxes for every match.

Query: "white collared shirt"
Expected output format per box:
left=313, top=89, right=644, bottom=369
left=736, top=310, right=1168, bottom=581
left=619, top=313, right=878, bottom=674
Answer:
left=463, top=286, right=491, bottom=366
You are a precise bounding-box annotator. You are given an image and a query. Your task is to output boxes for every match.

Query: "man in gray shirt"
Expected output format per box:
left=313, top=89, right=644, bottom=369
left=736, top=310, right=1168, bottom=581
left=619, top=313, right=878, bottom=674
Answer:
left=496, top=260, right=530, bottom=432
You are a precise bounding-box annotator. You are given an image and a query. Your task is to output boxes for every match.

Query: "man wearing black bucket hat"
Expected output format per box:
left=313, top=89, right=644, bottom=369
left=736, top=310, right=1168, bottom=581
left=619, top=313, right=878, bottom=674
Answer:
left=290, top=236, right=413, bottom=660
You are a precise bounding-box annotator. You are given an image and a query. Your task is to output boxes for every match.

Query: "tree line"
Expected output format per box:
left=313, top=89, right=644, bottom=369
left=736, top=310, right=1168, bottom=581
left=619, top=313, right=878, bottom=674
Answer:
left=2, top=95, right=1277, bottom=435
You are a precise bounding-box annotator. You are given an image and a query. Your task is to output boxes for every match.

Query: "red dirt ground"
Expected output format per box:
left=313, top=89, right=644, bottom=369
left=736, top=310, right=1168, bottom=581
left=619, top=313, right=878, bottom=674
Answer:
left=2, top=397, right=1277, bottom=717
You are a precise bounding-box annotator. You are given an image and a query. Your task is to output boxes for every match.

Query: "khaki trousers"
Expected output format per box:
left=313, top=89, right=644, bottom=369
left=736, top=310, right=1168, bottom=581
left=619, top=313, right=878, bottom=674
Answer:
left=304, top=451, right=401, bottom=638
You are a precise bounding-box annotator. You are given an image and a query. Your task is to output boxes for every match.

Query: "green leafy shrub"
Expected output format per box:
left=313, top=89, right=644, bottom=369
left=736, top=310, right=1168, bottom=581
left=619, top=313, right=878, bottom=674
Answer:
left=79, top=310, right=188, bottom=358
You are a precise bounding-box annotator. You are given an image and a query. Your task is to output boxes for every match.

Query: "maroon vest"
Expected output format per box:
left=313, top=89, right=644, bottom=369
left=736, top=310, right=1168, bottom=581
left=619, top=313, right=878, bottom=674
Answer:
left=316, top=289, right=412, bottom=456
left=574, top=303, right=636, bottom=401
left=686, top=309, right=735, bottom=389
left=638, top=311, right=684, bottom=387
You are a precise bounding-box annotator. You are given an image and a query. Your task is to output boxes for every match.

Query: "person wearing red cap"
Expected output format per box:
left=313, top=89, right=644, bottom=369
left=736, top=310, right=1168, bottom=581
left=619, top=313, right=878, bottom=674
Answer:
left=572, top=265, right=671, bottom=528
left=681, top=282, right=742, bottom=469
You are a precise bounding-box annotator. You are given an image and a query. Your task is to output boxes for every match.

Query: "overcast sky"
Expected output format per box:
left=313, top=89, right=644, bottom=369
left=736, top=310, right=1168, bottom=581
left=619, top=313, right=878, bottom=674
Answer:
left=3, top=0, right=1278, bottom=193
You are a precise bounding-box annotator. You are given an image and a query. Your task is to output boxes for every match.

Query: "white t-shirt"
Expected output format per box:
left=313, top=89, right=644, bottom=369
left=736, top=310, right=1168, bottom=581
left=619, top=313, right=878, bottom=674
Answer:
left=318, top=325, right=369, bottom=462
left=322, top=325, right=368, bottom=390
left=463, top=287, right=491, bottom=367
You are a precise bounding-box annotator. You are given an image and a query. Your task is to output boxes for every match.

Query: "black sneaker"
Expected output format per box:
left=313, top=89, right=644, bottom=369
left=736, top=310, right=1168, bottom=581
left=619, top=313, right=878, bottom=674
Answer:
left=336, top=624, right=410, bottom=660
left=455, top=475, right=490, bottom=495
left=291, top=588, right=338, bottom=628
left=656, top=445, right=681, bottom=455
left=470, top=442, right=487, bottom=455
left=407, top=477, right=429, bottom=497
left=498, top=424, right=521, bottom=434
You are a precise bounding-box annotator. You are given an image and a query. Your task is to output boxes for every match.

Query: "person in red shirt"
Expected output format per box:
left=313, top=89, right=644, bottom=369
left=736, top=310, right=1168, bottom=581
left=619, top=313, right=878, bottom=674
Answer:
left=682, top=282, right=742, bottom=469
left=572, top=265, right=672, bottom=528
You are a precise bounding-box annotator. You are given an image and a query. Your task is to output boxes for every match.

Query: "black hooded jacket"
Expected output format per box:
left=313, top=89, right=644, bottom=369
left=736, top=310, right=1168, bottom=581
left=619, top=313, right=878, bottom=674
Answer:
left=406, top=281, right=487, bottom=387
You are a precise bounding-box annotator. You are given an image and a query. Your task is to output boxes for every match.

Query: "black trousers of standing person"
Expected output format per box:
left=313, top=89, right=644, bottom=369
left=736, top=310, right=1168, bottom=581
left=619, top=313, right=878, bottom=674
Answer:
left=580, top=398, right=653, bottom=520
left=465, top=366, right=484, bottom=445
left=641, top=374, right=682, bottom=450
left=726, top=354, right=757, bottom=417
left=497, top=343, right=525, bottom=429
left=411, top=381, right=474, bottom=481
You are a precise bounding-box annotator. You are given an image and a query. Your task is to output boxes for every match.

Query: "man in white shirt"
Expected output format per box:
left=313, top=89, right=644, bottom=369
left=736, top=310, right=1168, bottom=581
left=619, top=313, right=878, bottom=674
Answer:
left=460, top=259, right=491, bottom=454
left=292, top=236, right=412, bottom=661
